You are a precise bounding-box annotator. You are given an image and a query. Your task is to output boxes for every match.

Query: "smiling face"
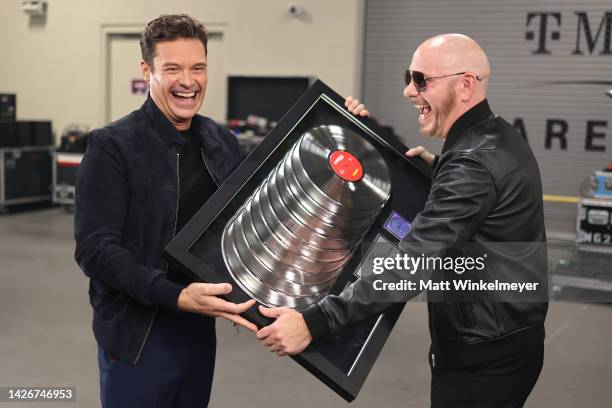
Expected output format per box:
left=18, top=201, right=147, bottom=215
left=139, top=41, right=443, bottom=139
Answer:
left=141, top=38, right=207, bottom=130
left=403, top=34, right=490, bottom=138
left=404, top=49, right=461, bottom=138
left=409, top=72, right=458, bottom=138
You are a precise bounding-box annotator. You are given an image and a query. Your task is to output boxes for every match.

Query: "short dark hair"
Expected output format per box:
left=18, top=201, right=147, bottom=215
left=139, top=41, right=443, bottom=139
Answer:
left=140, top=14, right=208, bottom=68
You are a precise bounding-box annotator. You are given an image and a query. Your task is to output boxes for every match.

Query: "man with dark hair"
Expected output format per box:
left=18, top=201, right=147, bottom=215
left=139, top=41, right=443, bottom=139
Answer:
left=75, top=14, right=255, bottom=407
left=257, top=34, right=548, bottom=407
left=139, top=14, right=209, bottom=68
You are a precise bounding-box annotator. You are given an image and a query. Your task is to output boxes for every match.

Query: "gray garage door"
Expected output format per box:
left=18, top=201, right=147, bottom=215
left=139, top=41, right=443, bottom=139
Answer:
left=362, top=0, right=611, bottom=235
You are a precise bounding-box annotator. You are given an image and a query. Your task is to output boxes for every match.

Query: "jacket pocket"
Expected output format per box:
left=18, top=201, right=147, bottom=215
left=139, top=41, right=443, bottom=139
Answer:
left=97, top=291, right=129, bottom=320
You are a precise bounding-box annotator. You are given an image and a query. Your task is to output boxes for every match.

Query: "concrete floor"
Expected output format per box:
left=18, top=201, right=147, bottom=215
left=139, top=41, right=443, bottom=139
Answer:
left=0, top=208, right=611, bottom=408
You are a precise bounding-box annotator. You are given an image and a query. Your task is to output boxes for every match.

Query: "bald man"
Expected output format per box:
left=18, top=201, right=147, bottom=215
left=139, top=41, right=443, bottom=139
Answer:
left=257, top=34, right=548, bottom=407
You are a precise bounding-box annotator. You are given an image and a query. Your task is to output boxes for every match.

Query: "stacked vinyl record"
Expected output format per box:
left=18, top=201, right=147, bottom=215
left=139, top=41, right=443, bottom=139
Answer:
left=222, top=125, right=392, bottom=309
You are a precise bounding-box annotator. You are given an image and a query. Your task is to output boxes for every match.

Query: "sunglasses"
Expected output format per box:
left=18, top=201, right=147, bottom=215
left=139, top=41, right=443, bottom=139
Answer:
left=404, top=70, right=481, bottom=92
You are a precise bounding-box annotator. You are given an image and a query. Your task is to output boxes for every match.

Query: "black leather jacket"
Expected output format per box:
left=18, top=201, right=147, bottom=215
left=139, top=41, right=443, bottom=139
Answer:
left=303, top=100, right=549, bottom=368
left=74, top=96, right=242, bottom=364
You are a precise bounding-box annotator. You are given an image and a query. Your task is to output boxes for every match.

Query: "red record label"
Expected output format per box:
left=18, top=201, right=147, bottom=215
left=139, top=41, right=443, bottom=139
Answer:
left=329, top=150, right=364, bottom=182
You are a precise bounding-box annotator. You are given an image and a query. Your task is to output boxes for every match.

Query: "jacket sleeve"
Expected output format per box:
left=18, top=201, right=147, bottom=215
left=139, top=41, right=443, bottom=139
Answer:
left=74, top=130, right=177, bottom=307
left=302, top=154, right=497, bottom=339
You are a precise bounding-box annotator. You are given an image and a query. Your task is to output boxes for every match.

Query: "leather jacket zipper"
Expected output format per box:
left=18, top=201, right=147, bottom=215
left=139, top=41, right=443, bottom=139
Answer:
left=431, top=353, right=436, bottom=367
left=134, top=146, right=181, bottom=365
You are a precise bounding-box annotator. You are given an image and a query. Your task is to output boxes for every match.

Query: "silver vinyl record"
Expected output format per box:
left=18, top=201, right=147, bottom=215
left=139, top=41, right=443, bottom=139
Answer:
left=222, top=125, right=392, bottom=309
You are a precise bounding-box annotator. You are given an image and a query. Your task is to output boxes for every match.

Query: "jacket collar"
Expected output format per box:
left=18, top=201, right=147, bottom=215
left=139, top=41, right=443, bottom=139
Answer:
left=441, top=99, right=494, bottom=154
left=141, top=94, right=221, bottom=153
left=142, top=94, right=185, bottom=146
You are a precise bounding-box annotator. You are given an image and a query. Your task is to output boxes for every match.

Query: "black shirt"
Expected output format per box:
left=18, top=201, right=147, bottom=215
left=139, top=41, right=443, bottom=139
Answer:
left=175, top=127, right=218, bottom=233
left=149, top=126, right=218, bottom=307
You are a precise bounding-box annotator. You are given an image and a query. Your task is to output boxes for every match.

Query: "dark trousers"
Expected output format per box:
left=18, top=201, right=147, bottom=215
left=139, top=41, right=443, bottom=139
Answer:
left=98, top=308, right=216, bottom=408
left=431, top=343, right=544, bottom=408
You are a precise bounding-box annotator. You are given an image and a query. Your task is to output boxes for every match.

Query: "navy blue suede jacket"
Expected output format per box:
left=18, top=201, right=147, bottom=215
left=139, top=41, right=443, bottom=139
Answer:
left=74, top=96, right=242, bottom=364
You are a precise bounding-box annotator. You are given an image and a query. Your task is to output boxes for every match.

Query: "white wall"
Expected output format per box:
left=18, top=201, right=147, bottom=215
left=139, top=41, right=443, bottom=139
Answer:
left=0, top=0, right=362, bottom=140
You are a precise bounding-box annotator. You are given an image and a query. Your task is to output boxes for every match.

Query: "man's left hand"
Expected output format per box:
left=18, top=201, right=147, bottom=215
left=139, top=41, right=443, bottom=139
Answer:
left=256, top=306, right=312, bottom=356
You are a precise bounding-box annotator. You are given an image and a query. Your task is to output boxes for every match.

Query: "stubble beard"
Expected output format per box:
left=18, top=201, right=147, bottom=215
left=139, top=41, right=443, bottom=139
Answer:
left=420, top=88, right=456, bottom=138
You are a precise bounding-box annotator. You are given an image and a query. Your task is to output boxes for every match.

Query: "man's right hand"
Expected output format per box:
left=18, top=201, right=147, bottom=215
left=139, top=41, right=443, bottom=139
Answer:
left=345, top=96, right=369, bottom=117
left=178, top=283, right=257, bottom=332
left=405, top=146, right=436, bottom=166
left=344, top=96, right=435, bottom=167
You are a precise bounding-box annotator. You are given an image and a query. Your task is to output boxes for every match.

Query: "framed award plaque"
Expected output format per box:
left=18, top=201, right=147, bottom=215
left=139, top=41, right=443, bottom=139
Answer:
left=164, top=79, right=432, bottom=401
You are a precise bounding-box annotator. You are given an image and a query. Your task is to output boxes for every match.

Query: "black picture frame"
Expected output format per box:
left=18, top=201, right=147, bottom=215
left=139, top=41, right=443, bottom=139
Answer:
left=164, top=79, right=432, bottom=402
